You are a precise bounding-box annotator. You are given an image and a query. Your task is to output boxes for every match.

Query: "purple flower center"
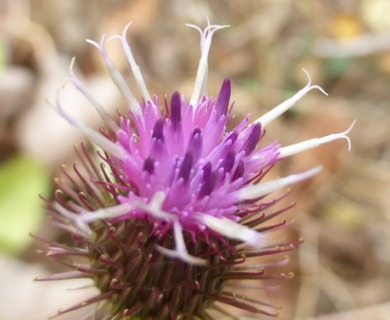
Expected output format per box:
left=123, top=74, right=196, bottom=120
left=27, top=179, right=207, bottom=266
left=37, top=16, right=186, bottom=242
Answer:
left=113, top=79, right=278, bottom=236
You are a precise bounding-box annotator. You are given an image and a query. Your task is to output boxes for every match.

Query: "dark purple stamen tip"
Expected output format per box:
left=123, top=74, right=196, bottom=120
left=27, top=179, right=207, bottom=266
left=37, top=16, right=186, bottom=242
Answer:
left=152, top=119, right=165, bottom=141
left=202, top=162, right=212, bottom=180
left=220, top=150, right=235, bottom=173
left=143, top=157, right=154, bottom=174
left=170, top=91, right=181, bottom=129
left=179, top=152, right=193, bottom=182
left=226, top=131, right=238, bottom=145
left=215, top=78, right=231, bottom=118
left=241, top=123, right=261, bottom=155
left=232, top=160, right=245, bottom=181
left=199, top=162, right=217, bottom=198
left=192, top=127, right=202, bottom=137
left=187, top=127, right=203, bottom=159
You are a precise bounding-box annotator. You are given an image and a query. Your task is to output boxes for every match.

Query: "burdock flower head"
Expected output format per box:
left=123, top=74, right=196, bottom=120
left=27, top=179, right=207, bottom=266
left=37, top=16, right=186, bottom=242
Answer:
left=36, top=22, right=354, bottom=319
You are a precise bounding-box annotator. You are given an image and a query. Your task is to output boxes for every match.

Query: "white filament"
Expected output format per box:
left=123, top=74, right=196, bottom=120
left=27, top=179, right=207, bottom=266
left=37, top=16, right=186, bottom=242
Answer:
left=187, top=21, right=229, bottom=107
left=87, top=36, right=142, bottom=115
left=67, top=58, right=120, bottom=133
left=135, top=191, right=176, bottom=221
left=255, top=69, right=328, bottom=127
left=54, top=202, right=135, bottom=236
left=279, top=120, right=356, bottom=158
left=200, top=215, right=264, bottom=248
left=54, top=203, right=92, bottom=236
left=238, top=166, right=322, bottom=200
left=109, top=22, right=151, bottom=101
left=54, top=91, right=125, bottom=159
left=78, top=203, right=135, bottom=223
left=156, top=221, right=207, bottom=265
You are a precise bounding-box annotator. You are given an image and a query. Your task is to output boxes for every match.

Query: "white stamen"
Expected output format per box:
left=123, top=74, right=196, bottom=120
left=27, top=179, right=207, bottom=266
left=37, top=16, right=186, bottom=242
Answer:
left=67, top=57, right=120, bottom=132
left=87, top=36, right=142, bottom=115
left=187, top=22, right=229, bottom=107
left=238, top=166, right=322, bottom=200
left=109, top=23, right=151, bottom=101
left=255, top=69, right=328, bottom=127
left=78, top=202, right=135, bottom=223
left=200, top=215, right=263, bottom=248
left=54, top=202, right=135, bottom=236
left=279, top=120, right=356, bottom=158
left=135, top=191, right=176, bottom=221
left=55, top=91, right=125, bottom=159
left=136, top=192, right=206, bottom=264
left=156, top=221, right=207, bottom=265
left=54, top=203, right=91, bottom=236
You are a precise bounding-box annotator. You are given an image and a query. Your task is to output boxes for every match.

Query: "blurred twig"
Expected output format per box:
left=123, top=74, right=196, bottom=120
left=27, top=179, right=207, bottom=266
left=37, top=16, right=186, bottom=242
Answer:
left=314, top=32, right=390, bottom=57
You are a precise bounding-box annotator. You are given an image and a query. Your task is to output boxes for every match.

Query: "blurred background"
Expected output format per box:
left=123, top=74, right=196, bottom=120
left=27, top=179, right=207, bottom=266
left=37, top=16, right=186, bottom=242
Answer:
left=0, top=0, right=389, bottom=319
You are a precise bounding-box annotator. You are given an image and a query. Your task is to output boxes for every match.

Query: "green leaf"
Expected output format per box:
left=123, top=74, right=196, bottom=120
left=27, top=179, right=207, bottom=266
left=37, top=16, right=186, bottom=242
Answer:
left=0, top=155, right=50, bottom=254
left=325, top=56, right=352, bottom=78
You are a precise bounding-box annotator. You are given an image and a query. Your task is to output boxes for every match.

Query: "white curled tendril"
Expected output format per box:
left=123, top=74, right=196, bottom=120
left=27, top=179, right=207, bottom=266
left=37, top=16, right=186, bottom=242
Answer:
left=186, top=20, right=229, bottom=107
left=53, top=89, right=125, bottom=159
left=86, top=35, right=142, bottom=115
left=199, top=214, right=265, bottom=248
left=156, top=221, right=207, bottom=265
left=238, top=166, right=323, bottom=200
left=255, top=69, right=328, bottom=127
left=108, top=22, right=151, bottom=102
left=66, top=57, right=120, bottom=133
left=279, top=120, right=356, bottom=158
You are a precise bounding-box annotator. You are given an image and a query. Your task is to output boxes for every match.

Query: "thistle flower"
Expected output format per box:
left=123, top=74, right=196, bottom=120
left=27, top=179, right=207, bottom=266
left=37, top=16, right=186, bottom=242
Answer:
left=36, top=22, right=354, bottom=320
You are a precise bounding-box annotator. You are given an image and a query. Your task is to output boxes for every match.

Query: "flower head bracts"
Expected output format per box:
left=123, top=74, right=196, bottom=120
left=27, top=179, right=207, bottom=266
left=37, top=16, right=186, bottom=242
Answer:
left=52, top=22, right=354, bottom=266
